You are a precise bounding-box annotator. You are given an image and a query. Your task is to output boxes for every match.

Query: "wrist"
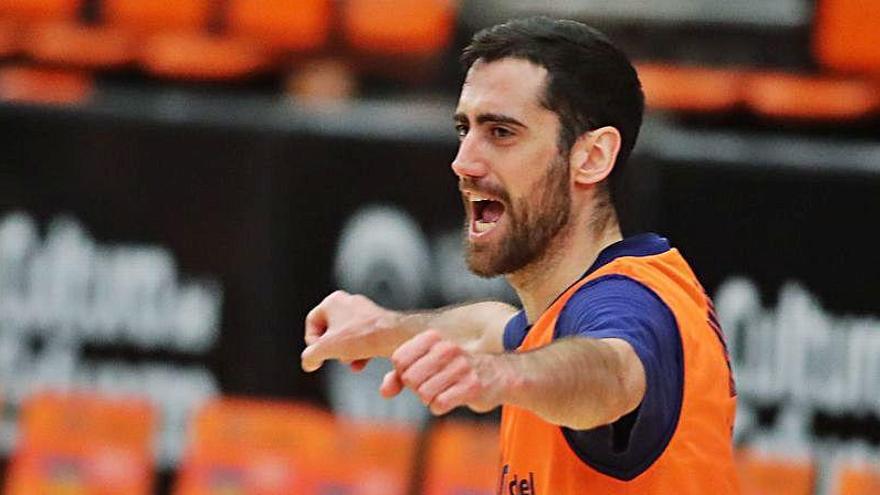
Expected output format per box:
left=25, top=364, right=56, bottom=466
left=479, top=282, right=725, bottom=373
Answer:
left=479, top=352, right=524, bottom=410
left=378, top=309, right=417, bottom=356
left=502, top=353, right=528, bottom=406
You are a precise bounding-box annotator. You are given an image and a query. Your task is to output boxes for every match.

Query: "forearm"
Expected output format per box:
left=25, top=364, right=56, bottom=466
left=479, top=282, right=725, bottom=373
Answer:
left=398, top=301, right=516, bottom=354
left=301, top=291, right=516, bottom=372
left=497, top=337, right=645, bottom=430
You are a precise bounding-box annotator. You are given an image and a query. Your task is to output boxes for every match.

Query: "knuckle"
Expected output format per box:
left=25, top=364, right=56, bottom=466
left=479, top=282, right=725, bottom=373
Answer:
left=451, top=355, right=470, bottom=374
left=437, top=341, right=462, bottom=361
left=390, top=352, right=406, bottom=370
left=400, top=369, right=418, bottom=387
left=433, top=341, right=456, bottom=359
left=466, top=380, right=481, bottom=397
left=327, top=290, right=348, bottom=302
left=418, top=386, right=435, bottom=404
left=421, top=329, right=442, bottom=343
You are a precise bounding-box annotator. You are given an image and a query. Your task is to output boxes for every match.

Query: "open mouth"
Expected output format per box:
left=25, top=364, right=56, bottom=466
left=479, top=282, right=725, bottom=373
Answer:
left=469, top=195, right=506, bottom=236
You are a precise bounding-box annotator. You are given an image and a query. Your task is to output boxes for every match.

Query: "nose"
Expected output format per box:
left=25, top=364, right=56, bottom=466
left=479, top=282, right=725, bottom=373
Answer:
left=451, top=133, right=489, bottom=179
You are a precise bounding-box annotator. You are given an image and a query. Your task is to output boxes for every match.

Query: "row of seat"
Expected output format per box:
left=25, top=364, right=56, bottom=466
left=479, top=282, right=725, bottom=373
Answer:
left=0, top=0, right=457, bottom=80
left=736, top=448, right=880, bottom=495
left=2, top=59, right=877, bottom=121
left=635, top=0, right=880, bottom=122
left=2, top=0, right=880, bottom=121
left=4, top=391, right=880, bottom=495
left=637, top=64, right=880, bottom=121
left=3, top=391, right=499, bottom=495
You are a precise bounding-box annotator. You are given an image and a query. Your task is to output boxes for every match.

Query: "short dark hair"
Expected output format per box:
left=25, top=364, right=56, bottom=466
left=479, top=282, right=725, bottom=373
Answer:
left=461, top=17, right=644, bottom=212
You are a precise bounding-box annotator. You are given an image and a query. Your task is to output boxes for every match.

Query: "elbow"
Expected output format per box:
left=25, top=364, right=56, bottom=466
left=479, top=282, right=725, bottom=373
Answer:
left=593, top=342, right=647, bottom=428
left=561, top=385, right=641, bottom=430
left=608, top=352, right=646, bottom=423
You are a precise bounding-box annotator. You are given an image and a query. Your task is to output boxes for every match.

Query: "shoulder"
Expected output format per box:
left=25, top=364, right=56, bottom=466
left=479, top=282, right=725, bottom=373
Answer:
left=555, top=274, right=675, bottom=341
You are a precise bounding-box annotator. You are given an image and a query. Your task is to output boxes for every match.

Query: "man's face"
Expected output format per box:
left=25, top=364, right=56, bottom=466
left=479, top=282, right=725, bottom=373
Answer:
left=453, top=58, right=572, bottom=277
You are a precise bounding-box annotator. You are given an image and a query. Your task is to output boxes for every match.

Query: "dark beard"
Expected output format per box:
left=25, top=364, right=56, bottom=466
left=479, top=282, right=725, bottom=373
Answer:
left=465, top=154, right=571, bottom=277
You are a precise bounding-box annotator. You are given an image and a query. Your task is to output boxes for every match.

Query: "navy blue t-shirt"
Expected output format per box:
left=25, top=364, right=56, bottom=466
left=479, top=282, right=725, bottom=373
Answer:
left=502, top=233, right=684, bottom=481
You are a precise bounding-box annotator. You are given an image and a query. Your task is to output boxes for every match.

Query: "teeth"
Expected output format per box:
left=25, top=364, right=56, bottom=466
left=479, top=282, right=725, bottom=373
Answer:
left=474, top=220, right=496, bottom=233
left=470, top=196, right=488, bottom=202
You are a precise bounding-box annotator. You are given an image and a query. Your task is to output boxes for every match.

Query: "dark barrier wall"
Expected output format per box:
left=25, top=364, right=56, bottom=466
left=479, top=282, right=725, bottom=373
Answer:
left=0, top=100, right=466, bottom=465
left=1, top=100, right=879, bottom=468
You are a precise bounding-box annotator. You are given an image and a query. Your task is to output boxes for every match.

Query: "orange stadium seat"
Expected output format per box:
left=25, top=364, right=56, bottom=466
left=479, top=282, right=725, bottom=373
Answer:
left=4, top=391, right=157, bottom=495
left=831, top=461, right=880, bottom=495
left=422, top=419, right=500, bottom=495
left=139, top=31, right=268, bottom=81
left=0, top=0, right=82, bottom=61
left=0, top=0, right=80, bottom=22
left=341, top=0, right=456, bottom=57
left=735, top=448, right=815, bottom=495
left=174, top=398, right=339, bottom=494
left=327, top=419, right=417, bottom=495
left=0, top=64, right=93, bottom=105
left=636, top=63, right=745, bottom=113
left=814, top=0, right=880, bottom=75
left=23, top=21, right=133, bottom=68
left=0, top=17, right=20, bottom=57
left=226, top=0, right=332, bottom=54
left=175, top=397, right=418, bottom=495
left=103, top=0, right=213, bottom=33
left=111, top=0, right=271, bottom=81
left=744, top=72, right=879, bottom=121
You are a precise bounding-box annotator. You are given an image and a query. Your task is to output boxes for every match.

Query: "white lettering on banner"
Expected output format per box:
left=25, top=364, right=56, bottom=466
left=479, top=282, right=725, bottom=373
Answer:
left=716, top=278, right=880, bottom=416
left=0, top=212, right=223, bottom=466
left=0, top=213, right=221, bottom=351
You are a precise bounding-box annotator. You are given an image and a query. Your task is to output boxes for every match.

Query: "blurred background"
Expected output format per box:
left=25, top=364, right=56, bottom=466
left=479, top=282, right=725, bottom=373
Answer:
left=0, top=0, right=878, bottom=494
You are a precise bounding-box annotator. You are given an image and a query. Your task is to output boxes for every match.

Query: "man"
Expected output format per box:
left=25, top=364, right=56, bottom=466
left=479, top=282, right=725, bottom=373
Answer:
left=301, top=17, right=738, bottom=493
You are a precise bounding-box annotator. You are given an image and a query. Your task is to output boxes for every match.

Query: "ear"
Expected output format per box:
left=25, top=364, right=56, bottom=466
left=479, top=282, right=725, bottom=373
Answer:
left=569, top=126, right=622, bottom=186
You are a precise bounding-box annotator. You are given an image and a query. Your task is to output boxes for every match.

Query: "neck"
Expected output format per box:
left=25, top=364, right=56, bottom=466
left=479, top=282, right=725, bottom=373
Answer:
left=507, top=212, right=622, bottom=323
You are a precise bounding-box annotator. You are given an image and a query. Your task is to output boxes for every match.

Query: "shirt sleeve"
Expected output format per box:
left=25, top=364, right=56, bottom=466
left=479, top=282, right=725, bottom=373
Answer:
left=503, top=310, right=529, bottom=351
left=554, top=274, right=684, bottom=481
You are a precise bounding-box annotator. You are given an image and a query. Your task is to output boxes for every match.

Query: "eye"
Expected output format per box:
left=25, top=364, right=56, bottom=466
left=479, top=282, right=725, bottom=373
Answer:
left=491, top=126, right=513, bottom=139
left=455, top=124, right=469, bottom=139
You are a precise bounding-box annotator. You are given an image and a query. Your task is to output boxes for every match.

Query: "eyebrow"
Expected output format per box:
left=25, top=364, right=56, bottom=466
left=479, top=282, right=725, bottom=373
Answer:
left=453, top=112, right=527, bottom=129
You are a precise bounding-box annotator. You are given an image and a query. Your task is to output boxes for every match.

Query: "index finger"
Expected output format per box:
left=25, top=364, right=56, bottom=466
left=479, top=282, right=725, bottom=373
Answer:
left=304, top=304, right=328, bottom=346
left=301, top=326, right=378, bottom=372
left=390, top=329, right=442, bottom=374
left=301, top=341, right=329, bottom=372
left=305, top=290, right=348, bottom=345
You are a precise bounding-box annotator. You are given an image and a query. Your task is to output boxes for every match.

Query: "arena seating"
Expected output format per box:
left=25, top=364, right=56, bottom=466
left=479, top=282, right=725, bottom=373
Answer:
left=0, top=0, right=457, bottom=88
left=226, top=0, right=332, bottom=55
left=735, top=448, right=816, bottom=495
left=832, top=464, right=880, bottom=495
left=3, top=388, right=879, bottom=494
left=814, top=0, right=880, bottom=75
left=422, top=419, right=499, bottom=495
left=173, top=397, right=417, bottom=494
left=0, top=64, right=92, bottom=104
left=4, top=391, right=157, bottom=495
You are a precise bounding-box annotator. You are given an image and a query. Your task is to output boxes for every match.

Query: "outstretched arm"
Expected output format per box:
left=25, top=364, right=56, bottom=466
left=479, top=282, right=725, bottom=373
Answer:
left=300, top=290, right=517, bottom=372
left=383, top=331, right=646, bottom=430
